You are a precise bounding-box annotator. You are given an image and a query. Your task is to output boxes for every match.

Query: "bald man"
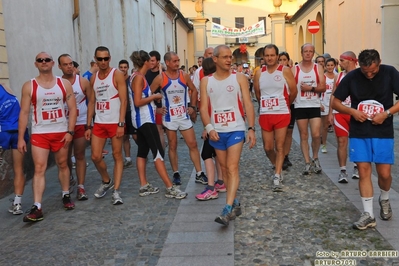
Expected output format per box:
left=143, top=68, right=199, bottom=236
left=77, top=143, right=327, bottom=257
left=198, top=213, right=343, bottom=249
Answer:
left=328, top=51, right=358, bottom=183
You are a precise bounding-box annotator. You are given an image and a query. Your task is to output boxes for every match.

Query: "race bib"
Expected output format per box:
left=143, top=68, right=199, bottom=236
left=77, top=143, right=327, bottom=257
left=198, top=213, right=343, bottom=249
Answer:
left=342, top=96, right=351, bottom=107
left=213, top=107, right=237, bottom=130
left=41, top=107, right=64, bottom=124
left=65, top=108, right=80, bottom=118
left=300, top=91, right=318, bottom=100
left=260, top=95, right=280, bottom=113
left=357, top=100, right=384, bottom=120
left=169, top=103, right=186, bottom=121
left=96, top=99, right=110, bottom=113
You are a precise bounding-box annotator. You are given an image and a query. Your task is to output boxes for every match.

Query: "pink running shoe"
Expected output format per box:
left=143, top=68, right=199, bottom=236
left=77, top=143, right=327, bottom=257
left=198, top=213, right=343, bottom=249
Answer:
left=196, top=188, right=219, bottom=201
left=215, top=183, right=227, bottom=192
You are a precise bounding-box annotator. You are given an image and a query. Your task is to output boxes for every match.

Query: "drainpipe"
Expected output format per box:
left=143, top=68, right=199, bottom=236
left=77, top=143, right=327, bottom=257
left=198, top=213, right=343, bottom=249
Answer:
left=172, top=13, right=178, bottom=52
left=73, top=0, right=79, bottom=20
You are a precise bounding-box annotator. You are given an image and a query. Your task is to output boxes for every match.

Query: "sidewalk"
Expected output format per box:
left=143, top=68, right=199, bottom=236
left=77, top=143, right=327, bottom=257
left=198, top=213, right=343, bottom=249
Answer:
left=1, top=114, right=399, bottom=265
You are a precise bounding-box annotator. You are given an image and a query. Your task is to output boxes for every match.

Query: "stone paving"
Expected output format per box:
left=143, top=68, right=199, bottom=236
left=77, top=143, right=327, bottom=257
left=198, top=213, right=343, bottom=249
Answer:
left=1, top=108, right=399, bottom=265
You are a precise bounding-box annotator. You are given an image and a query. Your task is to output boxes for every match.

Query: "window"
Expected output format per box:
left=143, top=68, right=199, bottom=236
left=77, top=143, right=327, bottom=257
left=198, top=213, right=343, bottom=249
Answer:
left=212, top=17, right=220, bottom=24
left=235, top=17, right=244, bottom=28
left=258, top=17, right=266, bottom=36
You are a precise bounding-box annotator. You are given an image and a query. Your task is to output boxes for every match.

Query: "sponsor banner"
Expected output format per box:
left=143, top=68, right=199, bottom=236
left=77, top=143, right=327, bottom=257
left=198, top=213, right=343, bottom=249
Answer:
left=211, top=20, right=265, bottom=38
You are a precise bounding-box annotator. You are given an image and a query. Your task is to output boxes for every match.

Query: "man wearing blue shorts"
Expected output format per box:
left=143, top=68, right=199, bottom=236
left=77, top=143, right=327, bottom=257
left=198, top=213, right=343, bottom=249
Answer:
left=0, top=83, right=29, bottom=214
left=200, top=45, right=256, bottom=226
left=333, top=49, right=399, bottom=230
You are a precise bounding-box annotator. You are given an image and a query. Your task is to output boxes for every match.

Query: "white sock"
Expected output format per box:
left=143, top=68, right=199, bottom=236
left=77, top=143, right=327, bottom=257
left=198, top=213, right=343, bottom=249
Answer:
left=14, top=195, right=22, bottom=205
left=380, top=189, right=390, bottom=201
left=78, top=184, right=84, bottom=189
left=361, top=197, right=374, bottom=218
left=196, top=171, right=202, bottom=176
left=340, top=166, right=346, bottom=171
left=62, top=191, right=69, bottom=197
left=34, top=202, right=41, bottom=209
left=125, top=157, right=131, bottom=162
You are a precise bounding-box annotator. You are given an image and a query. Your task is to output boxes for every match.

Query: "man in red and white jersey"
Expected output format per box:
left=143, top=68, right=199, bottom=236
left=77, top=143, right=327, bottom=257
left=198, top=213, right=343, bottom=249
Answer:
left=192, top=47, right=214, bottom=109
left=328, top=51, right=358, bottom=183
left=85, top=46, right=127, bottom=205
left=18, top=52, right=77, bottom=222
left=253, top=44, right=297, bottom=192
left=58, top=54, right=90, bottom=200
left=293, top=43, right=326, bottom=175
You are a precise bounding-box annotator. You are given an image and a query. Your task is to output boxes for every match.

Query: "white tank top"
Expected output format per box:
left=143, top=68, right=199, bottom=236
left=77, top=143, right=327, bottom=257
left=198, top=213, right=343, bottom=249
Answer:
left=65, top=75, right=87, bottom=125
left=93, top=68, right=120, bottom=124
left=31, top=77, right=68, bottom=134
left=206, top=73, right=246, bottom=132
left=333, top=71, right=351, bottom=113
left=321, top=75, right=334, bottom=108
left=130, top=73, right=156, bottom=128
left=258, top=65, right=290, bottom=114
left=161, top=71, right=190, bottom=123
left=294, top=64, right=321, bottom=108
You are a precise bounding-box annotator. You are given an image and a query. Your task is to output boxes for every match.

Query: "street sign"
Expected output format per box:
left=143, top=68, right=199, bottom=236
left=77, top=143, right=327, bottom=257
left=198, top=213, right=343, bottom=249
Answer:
left=307, top=20, right=320, bottom=34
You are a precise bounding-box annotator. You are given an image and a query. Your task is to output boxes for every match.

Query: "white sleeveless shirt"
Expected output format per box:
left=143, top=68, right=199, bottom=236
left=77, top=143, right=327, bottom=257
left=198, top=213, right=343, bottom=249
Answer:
left=93, top=68, right=120, bottom=124
left=31, top=77, right=68, bottom=134
left=65, top=75, right=87, bottom=125
left=258, top=64, right=290, bottom=114
left=294, top=64, right=321, bottom=108
left=206, top=73, right=246, bottom=132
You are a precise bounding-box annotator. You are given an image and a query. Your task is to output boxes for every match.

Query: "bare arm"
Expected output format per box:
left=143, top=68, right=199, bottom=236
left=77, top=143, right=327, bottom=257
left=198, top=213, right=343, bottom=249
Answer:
left=63, top=79, right=77, bottom=132
left=133, top=75, right=162, bottom=107
left=283, top=66, right=298, bottom=104
left=199, top=76, right=210, bottom=127
left=253, top=68, right=261, bottom=102
left=150, top=75, right=162, bottom=93
left=237, top=72, right=256, bottom=149
left=315, top=64, right=326, bottom=93
left=115, top=70, right=127, bottom=137
left=17, top=82, right=32, bottom=153
left=85, top=75, right=96, bottom=140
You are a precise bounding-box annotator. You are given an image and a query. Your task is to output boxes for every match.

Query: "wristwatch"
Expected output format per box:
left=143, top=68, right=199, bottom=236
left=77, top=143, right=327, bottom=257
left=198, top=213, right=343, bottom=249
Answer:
left=67, top=130, right=75, bottom=136
left=386, top=110, right=393, bottom=118
left=311, top=87, right=316, bottom=92
left=248, top=127, right=255, bottom=132
left=118, top=122, right=125, bottom=127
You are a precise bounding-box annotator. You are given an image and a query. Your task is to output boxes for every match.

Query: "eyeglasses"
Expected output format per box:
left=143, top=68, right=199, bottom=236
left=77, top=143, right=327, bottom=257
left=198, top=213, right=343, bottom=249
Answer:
left=36, top=58, right=53, bottom=63
left=216, top=55, right=233, bottom=60
left=96, top=57, right=110, bottom=62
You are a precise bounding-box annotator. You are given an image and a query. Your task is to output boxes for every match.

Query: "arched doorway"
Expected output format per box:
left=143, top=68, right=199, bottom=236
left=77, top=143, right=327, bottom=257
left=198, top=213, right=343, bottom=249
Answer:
left=232, top=48, right=249, bottom=64
left=254, top=47, right=264, bottom=67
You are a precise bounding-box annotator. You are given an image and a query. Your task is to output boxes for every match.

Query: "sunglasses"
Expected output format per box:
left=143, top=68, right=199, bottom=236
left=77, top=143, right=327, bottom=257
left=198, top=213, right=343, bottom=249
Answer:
left=96, top=57, right=110, bottom=62
left=36, top=58, right=53, bottom=63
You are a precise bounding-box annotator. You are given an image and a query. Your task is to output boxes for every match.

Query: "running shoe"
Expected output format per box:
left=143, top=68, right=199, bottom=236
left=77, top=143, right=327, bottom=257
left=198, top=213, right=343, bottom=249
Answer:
left=303, top=163, right=311, bottom=175
left=172, top=172, right=182, bottom=186
left=139, top=183, right=160, bottom=197
left=231, top=203, right=242, bottom=219
left=338, top=170, right=348, bottom=184
left=77, top=187, right=88, bottom=200
left=215, top=206, right=233, bottom=226
left=123, top=159, right=133, bottom=169
left=62, top=194, right=75, bottom=210
left=215, top=182, right=227, bottom=192
left=165, top=185, right=188, bottom=199
left=352, top=166, right=359, bottom=179
left=321, top=145, right=327, bottom=153
left=285, top=156, right=293, bottom=167
left=23, top=205, right=43, bottom=222
left=112, top=190, right=123, bottom=205
left=8, top=202, right=23, bottom=215
left=328, top=125, right=334, bottom=133
left=282, top=159, right=288, bottom=170
left=195, top=172, right=208, bottom=185
left=69, top=176, right=77, bottom=194
left=379, top=196, right=392, bottom=220
left=196, top=187, right=218, bottom=201
left=312, top=158, right=322, bottom=174
left=272, top=176, right=283, bottom=192
left=94, top=179, right=114, bottom=198
left=353, top=212, right=376, bottom=230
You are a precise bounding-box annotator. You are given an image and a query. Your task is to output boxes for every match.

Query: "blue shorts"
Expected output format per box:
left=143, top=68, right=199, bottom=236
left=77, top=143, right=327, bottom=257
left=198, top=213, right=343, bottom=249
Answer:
left=209, top=131, right=245, bottom=151
left=349, top=138, right=394, bottom=164
left=0, top=130, right=29, bottom=149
